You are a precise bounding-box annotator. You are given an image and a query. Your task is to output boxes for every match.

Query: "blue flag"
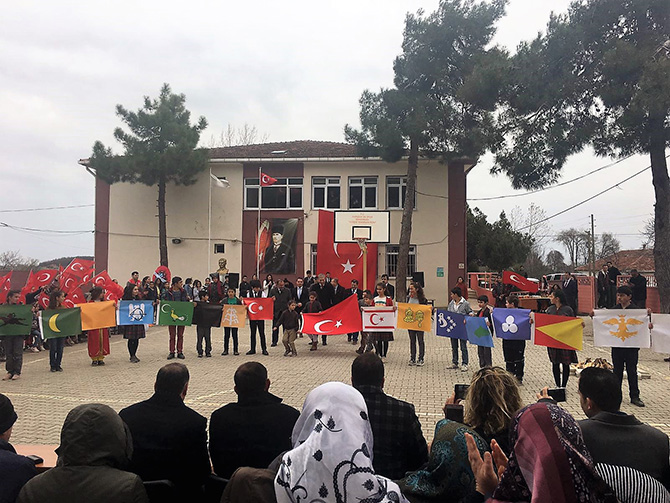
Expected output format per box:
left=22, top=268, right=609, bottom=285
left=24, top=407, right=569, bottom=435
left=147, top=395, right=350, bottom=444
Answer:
left=117, top=300, right=155, bottom=325
left=466, top=317, right=494, bottom=347
left=492, top=308, right=531, bottom=340
left=435, top=309, right=467, bottom=339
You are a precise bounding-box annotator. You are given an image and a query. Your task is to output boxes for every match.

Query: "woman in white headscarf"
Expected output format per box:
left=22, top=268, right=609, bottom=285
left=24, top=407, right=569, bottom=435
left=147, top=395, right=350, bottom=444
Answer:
left=275, top=381, right=408, bottom=503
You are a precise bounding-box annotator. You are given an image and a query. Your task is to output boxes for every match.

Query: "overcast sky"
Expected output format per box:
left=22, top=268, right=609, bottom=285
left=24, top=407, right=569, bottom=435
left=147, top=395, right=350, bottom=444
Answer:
left=0, top=0, right=654, bottom=263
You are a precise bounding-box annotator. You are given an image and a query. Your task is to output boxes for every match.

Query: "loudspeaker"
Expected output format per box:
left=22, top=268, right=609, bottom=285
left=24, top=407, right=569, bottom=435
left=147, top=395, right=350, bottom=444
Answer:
left=412, top=271, right=425, bottom=288
left=227, top=273, right=240, bottom=289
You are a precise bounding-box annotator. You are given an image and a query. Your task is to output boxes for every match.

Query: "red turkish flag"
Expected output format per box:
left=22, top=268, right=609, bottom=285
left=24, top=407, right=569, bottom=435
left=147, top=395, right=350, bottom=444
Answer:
left=316, top=210, right=378, bottom=290
left=80, top=268, right=95, bottom=284
left=92, top=271, right=114, bottom=288
left=33, top=269, right=58, bottom=288
left=64, top=288, right=86, bottom=308
left=0, top=272, right=12, bottom=304
left=60, top=272, right=80, bottom=294
left=37, top=292, right=49, bottom=310
left=301, top=294, right=362, bottom=335
left=260, top=172, right=277, bottom=187
left=64, top=258, right=95, bottom=279
left=242, top=297, right=274, bottom=320
left=502, top=270, right=539, bottom=293
left=102, top=281, right=124, bottom=302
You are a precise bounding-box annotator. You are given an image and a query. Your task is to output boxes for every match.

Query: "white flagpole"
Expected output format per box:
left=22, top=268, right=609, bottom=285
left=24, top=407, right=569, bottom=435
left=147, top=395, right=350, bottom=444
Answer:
left=208, top=166, right=212, bottom=274
left=257, top=166, right=261, bottom=279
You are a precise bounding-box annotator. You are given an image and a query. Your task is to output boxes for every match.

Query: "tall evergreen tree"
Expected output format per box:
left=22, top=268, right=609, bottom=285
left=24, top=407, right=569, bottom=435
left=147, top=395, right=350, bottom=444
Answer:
left=346, top=0, right=507, bottom=300
left=89, top=84, right=208, bottom=266
left=491, top=0, right=670, bottom=310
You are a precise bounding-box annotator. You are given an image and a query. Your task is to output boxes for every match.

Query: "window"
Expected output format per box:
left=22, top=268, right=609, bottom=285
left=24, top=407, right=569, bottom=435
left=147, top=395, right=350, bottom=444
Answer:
left=312, top=177, right=341, bottom=209
left=349, top=177, right=377, bottom=209
left=386, top=176, right=415, bottom=210
left=244, top=177, right=303, bottom=209
left=310, top=244, right=318, bottom=273
left=214, top=243, right=225, bottom=254
left=385, top=245, right=417, bottom=278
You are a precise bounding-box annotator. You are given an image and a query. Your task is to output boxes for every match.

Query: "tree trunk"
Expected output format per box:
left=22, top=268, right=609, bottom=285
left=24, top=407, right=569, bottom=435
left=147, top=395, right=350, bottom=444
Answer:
left=649, top=121, right=669, bottom=313
left=395, top=137, right=418, bottom=302
left=157, top=176, right=169, bottom=267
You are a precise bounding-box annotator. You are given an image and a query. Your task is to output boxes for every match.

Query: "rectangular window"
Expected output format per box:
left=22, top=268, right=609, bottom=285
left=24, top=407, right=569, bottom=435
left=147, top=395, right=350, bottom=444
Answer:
left=312, top=177, right=341, bottom=209
left=310, top=244, right=318, bottom=273
left=244, top=177, right=303, bottom=209
left=348, top=177, right=377, bottom=209
left=386, top=176, right=415, bottom=210
left=214, top=243, right=225, bottom=254
left=385, top=245, right=417, bottom=278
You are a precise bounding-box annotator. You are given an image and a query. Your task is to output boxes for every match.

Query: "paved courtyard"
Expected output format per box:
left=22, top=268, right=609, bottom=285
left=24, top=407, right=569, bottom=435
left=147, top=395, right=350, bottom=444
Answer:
left=4, top=317, right=670, bottom=445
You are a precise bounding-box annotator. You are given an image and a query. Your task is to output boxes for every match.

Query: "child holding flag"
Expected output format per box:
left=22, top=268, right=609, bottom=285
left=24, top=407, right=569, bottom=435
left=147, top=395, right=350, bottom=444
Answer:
left=222, top=288, right=242, bottom=356
left=195, top=290, right=213, bottom=358
left=87, top=287, right=110, bottom=366
left=302, top=291, right=323, bottom=351
left=372, top=283, right=394, bottom=358
left=48, top=290, right=66, bottom=372
left=121, top=285, right=145, bottom=363
left=276, top=300, right=300, bottom=357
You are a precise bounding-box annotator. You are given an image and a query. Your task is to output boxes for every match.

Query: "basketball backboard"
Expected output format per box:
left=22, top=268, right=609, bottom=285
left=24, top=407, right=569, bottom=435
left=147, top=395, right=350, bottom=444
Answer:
left=334, top=211, right=390, bottom=243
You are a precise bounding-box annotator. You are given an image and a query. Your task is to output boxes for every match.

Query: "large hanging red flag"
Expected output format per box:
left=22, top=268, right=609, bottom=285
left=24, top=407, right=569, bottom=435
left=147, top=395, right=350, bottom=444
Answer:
left=316, top=210, right=378, bottom=290
left=260, top=172, right=277, bottom=187
left=502, top=270, right=539, bottom=293
left=63, top=258, right=95, bottom=279
left=242, top=297, right=274, bottom=321
left=301, top=294, right=362, bottom=335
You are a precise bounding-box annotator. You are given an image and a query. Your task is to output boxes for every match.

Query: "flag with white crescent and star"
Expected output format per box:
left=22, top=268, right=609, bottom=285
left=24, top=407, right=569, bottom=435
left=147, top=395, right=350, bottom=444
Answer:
left=63, top=258, right=95, bottom=279
left=260, top=172, right=277, bottom=187
left=242, top=297, right=274, bottom=320
left=0, top=271, right=12, bottom=304
left=301, top=294, right=362, bottom=335
left=38, top=307, right=82, bottom=339
left=361, top=306, right=396, bottom=331
left=502, top=270, right=539, bottom=293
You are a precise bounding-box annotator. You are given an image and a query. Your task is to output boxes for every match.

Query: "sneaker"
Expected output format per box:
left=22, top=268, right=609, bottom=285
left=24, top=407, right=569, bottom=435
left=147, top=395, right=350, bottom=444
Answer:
left=57, top=367, right=63, bottom=372
left=3, top=373, right=12, bottom=381
left=262, top=350, right=269, bottom=355
left=291, top=351, right=297, bottom=357
left=11, top=374, right=20, bottom=380
left=408, top=360, right=416, bottom=366
left=270, top=343, right=278, bottom=347
left=322, top=341, right=327, bottom=346
left=233, top=351, right=239, bottom=356
left=177, top=353, right=185, bottom=359
left=450, top=363, right=459, bottom=369
left=631, top=398, right=645, bottom=407
left=197, top=353, right=203, bottom=358
left=98, top=360, right=105, bottom=366
left=283, top=350, right=291, bottom=356
left=167, top=353, right=175, bottom=360
left=205, top=353, right=211, bottom=357
left=355, top=348, right=363, bottom=354
left=91, top=361, right=98, bottom=366
left=246, top=350, right=256, bottom=355
left=417, top=359, right=425, bottom=367
left=50, top=368, right=58, bottom=372
left=130, top=356, right=140, bottom=363
left=222, top=351, right=229, bottom=356
left=461, top=364, right=468, bottom=372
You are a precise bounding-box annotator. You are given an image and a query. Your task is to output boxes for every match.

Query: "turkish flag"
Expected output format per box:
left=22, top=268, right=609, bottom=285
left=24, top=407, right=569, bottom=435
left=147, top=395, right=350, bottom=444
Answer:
left=103, top=282, right=125, bottom=302
left=260, top=172, right=277, bottom=187
left=64, top=258, right=95, bottom=279
left=92, top=271, right=113, bottom=288
left=64, top=288, right=86, bottom=308
left=242, top=297, right=274, bottom=320
left=37, top=292, right=49, bottom=310
left=60, top=272, right=81, bottom=294
left=80, top=268, right=95, bottom=284
left=502, top=270, right=539, bottom=293
left=33, top=269, right=58, bottom=288
left=301, top=294, right=362, bottom=335
left=316, top=210, right=378, bottom=290
left=0, top=272, right=12, bottom=304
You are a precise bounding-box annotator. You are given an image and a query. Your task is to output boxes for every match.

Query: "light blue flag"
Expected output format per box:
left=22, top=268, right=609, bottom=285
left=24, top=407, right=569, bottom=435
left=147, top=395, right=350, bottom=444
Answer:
left=434, top=309, right=467, bottom=339
left=492, top=308, right=532, bottom=340
left=117, top=300, right=154, bottom=325
left=466, top=317, right=494, bottom=347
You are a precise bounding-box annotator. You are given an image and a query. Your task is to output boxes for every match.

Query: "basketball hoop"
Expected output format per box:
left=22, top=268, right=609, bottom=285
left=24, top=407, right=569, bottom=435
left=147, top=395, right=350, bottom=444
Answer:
left=355, top=237, right=368, bottom=252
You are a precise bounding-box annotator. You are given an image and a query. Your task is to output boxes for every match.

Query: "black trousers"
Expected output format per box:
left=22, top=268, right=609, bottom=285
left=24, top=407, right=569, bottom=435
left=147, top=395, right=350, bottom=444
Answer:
left=249, top=320, right=267, bottom=352
left=502, top=339, right=525, bottom=382
left=612, top=347, right=640, bottom=399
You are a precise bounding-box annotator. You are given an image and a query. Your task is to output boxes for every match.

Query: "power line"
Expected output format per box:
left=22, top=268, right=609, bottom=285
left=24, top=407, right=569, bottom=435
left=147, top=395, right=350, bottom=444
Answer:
left=0, top=222, right=93, bottom=235
left=0, top=204, right=94, bottom=213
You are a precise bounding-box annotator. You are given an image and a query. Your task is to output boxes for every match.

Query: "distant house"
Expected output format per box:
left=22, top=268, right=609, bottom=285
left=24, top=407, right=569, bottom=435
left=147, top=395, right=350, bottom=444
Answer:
left=575, top=249, right=655, bottom=275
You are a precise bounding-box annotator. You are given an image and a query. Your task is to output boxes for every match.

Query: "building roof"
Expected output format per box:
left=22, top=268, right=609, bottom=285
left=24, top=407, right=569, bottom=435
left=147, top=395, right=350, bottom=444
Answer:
left=207, top=140, right=360, bottom=160
left=575, top=248, right=655, bottom=273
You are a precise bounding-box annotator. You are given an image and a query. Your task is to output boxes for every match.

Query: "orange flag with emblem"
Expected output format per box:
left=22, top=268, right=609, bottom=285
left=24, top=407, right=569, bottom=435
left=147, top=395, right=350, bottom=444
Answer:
left=396, top=303, right=432, bottom=332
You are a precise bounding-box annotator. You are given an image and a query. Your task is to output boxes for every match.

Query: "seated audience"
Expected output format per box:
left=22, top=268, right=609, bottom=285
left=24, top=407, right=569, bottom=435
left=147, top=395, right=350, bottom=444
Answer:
left=578, top=366, right=670, bottom=489
left=119, top=363, right=210, bottom=496
left=399, top=419, right=488, bottom=503
left=0, top=394, right=36, bottom=503
left=209, top=362, right=300, bottom=478
left=351, top=352, right=428, bottom=479
left=17, top=403, right=148, bottom=503
left=275, top=381, right=409, bottom=503
left=466, top=402, right=617, bottom=502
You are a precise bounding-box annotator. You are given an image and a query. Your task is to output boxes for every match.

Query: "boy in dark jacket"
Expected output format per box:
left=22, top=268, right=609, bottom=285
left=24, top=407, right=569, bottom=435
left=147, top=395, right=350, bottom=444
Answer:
left=276, top=300, right=300, bottom=357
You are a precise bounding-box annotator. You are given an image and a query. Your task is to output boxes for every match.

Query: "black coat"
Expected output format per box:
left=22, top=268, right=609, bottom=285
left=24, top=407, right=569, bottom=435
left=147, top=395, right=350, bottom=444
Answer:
left=119, top=391, right=210, bottom=491
left=331, top=285, right=346, bottom=305
left=264, top=243, right=295, bottom=274
left=0, top=440, right=36, bottom=503
left=310, top=282, right=334, bottom=310
left=345, top=288, right=363, bottom=301
left=291, top=286, right=310, bottom=312
left=209, top=392, right=299, bottom=479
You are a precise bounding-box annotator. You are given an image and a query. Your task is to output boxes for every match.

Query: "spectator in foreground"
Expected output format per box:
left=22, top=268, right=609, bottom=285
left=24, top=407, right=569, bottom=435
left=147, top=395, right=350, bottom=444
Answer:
left=119, top=363, right=210, bottom=497
left=0, top=394, right=36, bottom=503
left=466, top=402, right=617, bottom=503
left=17, top=403, right=148, bottom=503
left=351, top=352, right=428, bottom=479
left=209, top=362, right=299, bottom=479
left=274, top=382, right=409, bottom=503
left=578, top=367, right=670, bottom=489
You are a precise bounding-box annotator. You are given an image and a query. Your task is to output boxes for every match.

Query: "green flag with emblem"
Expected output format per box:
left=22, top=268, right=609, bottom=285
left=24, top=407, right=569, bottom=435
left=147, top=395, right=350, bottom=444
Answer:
left=157, top=301, right=194, bottom=326
left=0, top=305, right=33, bottom=336
left=39, top=308, right=82, bottom=339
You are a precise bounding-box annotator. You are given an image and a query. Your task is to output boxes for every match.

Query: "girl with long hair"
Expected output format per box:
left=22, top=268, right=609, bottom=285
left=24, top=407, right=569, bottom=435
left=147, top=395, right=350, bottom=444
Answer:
left=48, top=289, right=66, bottom=372
left=87, top=286, right=110, bottom=366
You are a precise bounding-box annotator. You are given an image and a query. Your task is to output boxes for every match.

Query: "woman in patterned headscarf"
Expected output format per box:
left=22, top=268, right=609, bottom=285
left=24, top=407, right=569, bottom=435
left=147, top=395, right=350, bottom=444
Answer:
left=274, top=381, right=408, bottom=503
left=466, top=402, right=617, bottom=503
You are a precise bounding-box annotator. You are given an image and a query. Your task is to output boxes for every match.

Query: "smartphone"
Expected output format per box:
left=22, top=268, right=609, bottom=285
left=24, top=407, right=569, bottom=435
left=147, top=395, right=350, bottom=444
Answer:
left=445, top=404, right=464, bottom=423
left=26, top=455, right=44, bottom=465
left=547, top=387, right=566, bottom=402
left=454, top=384, right=470, bottom=401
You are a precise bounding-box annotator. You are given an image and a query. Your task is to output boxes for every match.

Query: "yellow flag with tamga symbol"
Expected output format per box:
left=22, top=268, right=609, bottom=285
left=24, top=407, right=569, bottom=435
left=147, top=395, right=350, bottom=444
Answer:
left=396, top=303, right=432, bottom=332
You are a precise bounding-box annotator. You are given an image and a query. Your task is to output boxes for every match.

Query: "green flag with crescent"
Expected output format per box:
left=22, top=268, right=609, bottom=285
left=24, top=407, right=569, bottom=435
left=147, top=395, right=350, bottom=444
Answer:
left=0, top=305, right=33, bottom=336
left=39, top=308, right=82, bottom=339
left=157, top=301, right=194, bottom=326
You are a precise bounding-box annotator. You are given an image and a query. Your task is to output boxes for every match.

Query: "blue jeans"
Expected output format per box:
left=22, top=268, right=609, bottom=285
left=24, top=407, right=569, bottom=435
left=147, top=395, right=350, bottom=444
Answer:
left=49, top=337, right=65, bottom=369
left=451, top=338, right=468, bottom=365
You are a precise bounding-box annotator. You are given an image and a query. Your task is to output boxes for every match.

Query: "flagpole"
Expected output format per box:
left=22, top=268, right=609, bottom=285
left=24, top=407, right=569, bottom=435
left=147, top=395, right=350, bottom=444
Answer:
left=208, top=166, right=212, bottom=275
left=256, top=166, right=261, bottom=279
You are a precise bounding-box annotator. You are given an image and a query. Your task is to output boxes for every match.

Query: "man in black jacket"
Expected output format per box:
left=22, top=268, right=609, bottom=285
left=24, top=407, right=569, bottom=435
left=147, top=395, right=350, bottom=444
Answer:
left=291, top=277, right=309, bottom=314
left=345, top=279, right=363, bottom=344
left=310, top=274, right=334, bottom=345
left=209, top=362, right=299, bottom=479
left=627, top=269, right=647, bottom=308
left=578, top=367, right=670, bottom=489
left=0, top=394, right=36, bottom=502
left=119, top=363, right=210, bottom=496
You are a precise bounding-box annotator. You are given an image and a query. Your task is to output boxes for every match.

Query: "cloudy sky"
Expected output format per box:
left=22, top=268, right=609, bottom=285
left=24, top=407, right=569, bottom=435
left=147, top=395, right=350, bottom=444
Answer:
left=0, top=0, right=654, bottom=263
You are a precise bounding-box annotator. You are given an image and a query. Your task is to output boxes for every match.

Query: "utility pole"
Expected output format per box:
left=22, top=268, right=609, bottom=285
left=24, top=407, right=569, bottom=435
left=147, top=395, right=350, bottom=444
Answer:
left=590, top=214, right=596, bottom=276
